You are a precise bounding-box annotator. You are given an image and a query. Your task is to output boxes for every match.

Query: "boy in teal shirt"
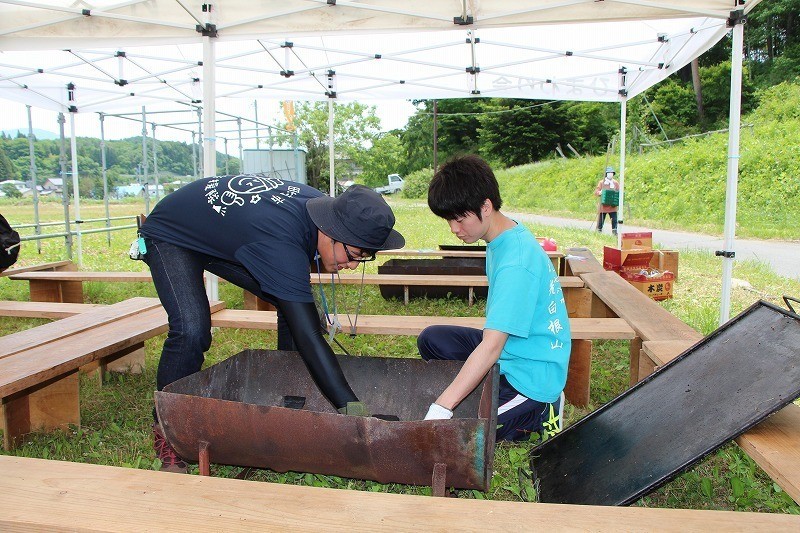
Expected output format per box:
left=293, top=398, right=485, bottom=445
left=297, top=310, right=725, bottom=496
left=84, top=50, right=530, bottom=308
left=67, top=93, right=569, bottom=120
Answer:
left=419, top=155, right=571, bottom=441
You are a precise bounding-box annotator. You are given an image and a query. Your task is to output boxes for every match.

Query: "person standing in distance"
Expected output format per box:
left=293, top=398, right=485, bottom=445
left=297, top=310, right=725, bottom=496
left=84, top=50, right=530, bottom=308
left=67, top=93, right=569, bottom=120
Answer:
left=594, top=166, right=620, bottom=235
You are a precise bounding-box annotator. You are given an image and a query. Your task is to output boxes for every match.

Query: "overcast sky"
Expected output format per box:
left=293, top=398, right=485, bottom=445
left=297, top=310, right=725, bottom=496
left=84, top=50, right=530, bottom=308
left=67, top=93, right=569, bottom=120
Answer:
left=1, top=97, right=417, bottom=151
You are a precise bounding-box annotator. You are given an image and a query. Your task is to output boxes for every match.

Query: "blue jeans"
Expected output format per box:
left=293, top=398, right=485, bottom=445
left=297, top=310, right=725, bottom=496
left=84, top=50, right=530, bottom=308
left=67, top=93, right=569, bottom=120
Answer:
left=142, top=238, right=294, bottom=392
left=417, top=325, right=563, bottom=442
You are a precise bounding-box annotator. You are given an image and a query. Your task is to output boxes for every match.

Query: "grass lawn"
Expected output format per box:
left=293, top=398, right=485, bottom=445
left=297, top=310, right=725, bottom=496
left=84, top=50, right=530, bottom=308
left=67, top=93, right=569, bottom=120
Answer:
left=1, top=197, right=799, bottom=513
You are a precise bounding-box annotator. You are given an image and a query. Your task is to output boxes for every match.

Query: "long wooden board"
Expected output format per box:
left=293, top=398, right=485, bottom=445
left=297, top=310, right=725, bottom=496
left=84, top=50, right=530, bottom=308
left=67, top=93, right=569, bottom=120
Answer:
left=0, top=456, right=796, bottom=531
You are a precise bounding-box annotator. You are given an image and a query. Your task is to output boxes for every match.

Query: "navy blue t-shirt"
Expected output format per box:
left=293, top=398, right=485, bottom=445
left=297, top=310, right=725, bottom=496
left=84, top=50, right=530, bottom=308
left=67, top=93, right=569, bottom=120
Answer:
left=140, top=174, right=321, bottom=303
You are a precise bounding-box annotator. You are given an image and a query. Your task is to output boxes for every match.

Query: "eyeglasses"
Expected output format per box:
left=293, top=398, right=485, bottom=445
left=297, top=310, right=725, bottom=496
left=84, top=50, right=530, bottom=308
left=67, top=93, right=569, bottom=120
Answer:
left=342, top=243, right=376, bottom=263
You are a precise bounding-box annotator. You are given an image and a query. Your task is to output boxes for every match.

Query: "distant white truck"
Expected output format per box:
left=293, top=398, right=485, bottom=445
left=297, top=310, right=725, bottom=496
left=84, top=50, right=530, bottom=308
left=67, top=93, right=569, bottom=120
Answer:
left=374, top=173, right=404, bottom=195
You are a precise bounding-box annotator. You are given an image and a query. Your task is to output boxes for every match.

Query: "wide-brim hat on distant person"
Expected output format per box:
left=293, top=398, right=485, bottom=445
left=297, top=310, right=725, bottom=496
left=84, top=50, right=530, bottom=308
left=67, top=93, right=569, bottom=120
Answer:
left=307, top=184, right=405, bottom=251
left=605, top=166, right=616, bottom=175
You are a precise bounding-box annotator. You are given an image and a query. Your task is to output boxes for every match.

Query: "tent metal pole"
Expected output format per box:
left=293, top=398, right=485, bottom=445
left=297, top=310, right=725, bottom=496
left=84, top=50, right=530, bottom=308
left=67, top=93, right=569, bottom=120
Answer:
left=254, top=99, right=260, bottom=149
left=197, top=108, right=204, bottom=178
left=57, top=112, right=73, bottom=259
left=141, top=107, right=150, bottom=214
left=224, top=137, right=229, bottom=175
left=268, top=126, right=275, bottom=175
left=69, top=112, right=82, bottom=267
left=237, top=118, right=244, bottom=171
left=191, top=130, right=198, bottom=180
left=152, top=123, right=160, bottom=200
left=617, top=99, right=627, bottom=247
left=328, top=100, right=335, bottom=196
left=202, top=17, right=219, bottom=303
left=26, top=105, right=42, bottom=254
left=99, top=112, right=111, bottom=245
left=293, top=131, right=300, bottom=185
left=719, top=14, right=745, bottom=325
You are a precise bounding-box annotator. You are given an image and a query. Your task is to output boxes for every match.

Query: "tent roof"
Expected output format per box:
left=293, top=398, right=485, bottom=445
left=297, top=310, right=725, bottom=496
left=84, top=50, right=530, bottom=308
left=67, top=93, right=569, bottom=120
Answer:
left=0, top=1, right=764, bottom=113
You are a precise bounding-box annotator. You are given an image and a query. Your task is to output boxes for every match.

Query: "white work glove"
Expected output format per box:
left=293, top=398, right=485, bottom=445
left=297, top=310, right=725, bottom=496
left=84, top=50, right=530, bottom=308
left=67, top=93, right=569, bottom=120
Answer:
left=424, top=403, right=453, bottom=420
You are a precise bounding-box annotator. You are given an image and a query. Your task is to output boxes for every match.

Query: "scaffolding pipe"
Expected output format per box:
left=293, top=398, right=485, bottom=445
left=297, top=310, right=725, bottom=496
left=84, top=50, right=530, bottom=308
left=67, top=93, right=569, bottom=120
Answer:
left=69, top=111, right=82, bottom=266
left=99, top=112, right=111, bottom=245
left=141, top=107, right=151, bottom=214
left=26, top=105, right=42, bottom=254
left=151, top=123, right=160, bottom=200
left=57, top=112, right=73, bottom=259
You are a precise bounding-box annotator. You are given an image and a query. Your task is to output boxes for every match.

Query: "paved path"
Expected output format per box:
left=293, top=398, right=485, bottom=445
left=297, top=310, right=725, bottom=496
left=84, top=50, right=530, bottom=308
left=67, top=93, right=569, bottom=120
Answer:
left=508, top=212, right=800, bottom=281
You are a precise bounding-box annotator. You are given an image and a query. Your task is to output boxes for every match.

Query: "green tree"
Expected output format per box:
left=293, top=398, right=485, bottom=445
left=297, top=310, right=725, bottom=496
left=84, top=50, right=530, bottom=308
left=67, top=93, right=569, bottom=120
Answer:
left=356, top=133, right=405, bottom=189
left=0, top=144, right=17, bottom=181
left=281, top=101, right=380, bottom=191
left=479, top=100, right=567, bottom=167
left=0, top=182, right=21, bottom=198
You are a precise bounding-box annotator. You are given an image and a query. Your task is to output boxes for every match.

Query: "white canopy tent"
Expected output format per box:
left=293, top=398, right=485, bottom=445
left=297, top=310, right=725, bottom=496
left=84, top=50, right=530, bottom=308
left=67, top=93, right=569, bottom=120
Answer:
left=0, top=0, right=767, bottom=322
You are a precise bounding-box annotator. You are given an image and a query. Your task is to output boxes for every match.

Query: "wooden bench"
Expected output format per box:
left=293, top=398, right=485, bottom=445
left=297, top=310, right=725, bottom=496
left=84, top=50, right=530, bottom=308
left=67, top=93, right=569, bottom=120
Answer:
left=0, top=297, right=164, bottom=450
left=309, top=273, right=583, bottom=307
left=11, top=270, right=592, bottom=317
left=0, top=300, right=102, bottom=319
left=580, top=270, right=700, bottom=384
left=569, top=250, right=800, bottom=504
left=210, top=309, right=634, bottom=408
left=1, top=455, right=797, bottom=530
left=0, top=297, right=225, bottom=450
left=0, top=259, right=76, bottom=277
left=8, top=271, right=153, bottom=303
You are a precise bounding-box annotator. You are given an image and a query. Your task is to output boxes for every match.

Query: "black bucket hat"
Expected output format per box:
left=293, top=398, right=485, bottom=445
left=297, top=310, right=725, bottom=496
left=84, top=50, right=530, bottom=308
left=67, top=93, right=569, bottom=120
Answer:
left=306, top=185, right=405, bottom=251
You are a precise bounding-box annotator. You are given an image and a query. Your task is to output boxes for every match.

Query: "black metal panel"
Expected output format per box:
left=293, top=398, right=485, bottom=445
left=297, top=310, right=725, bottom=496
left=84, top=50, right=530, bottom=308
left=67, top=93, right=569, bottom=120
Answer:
left=531, top=300, right=800, bottom=505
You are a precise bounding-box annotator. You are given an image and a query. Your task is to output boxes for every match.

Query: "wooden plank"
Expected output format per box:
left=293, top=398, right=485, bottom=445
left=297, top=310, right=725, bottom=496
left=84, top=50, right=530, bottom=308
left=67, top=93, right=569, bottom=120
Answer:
left=0, top=260, right=75, bottom=277
left=0, top=297, right=162, bottom=359
left=641, top=340, right=698, bottom=367
left=0, top=306, right=169, bottom=397
left=581, top=271, right=702, bottom=342
left=0, top=300, right=226, bottom=398
left=564, top=339, right=592, bottom=407
left=210, top=310, right=634, bottom=340
left=563, top=247, right=605, bottom=276
left=2, top=371, right=80, bottom=450
left=0, top=456, right=797, bottom=531
left=737, top=405, right=800, bottom=504
left=565, top=287, right=592, bottom=318
left=9, top=271, right=154, bottom=282
left=0, top=300, right=101, bottom=318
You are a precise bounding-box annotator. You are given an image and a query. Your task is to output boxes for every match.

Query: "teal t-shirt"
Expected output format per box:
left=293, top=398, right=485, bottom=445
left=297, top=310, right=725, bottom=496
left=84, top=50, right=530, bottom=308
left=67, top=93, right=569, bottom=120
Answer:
left=483, top=222, right=571, bottom=403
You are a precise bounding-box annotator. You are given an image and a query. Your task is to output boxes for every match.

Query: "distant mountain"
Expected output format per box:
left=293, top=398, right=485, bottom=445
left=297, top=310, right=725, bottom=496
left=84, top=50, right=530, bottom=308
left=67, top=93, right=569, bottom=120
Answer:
left=1, top=128, right=58, bottom=140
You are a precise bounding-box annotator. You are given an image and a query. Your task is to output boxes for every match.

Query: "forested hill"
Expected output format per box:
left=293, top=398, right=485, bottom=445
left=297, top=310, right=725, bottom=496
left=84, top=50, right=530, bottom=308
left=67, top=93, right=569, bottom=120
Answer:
left=0, top=134, right=239, bottom=198
left=495, top=82, right=800, bottom=241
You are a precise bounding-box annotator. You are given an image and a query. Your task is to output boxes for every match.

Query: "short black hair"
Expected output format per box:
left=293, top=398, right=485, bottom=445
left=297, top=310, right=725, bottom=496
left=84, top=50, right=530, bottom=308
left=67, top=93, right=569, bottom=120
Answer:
left=427, top=154, right=502, bottom=220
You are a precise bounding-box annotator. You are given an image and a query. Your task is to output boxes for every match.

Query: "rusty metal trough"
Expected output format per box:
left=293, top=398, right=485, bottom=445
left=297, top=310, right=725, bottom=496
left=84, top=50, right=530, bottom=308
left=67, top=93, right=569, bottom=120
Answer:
left=378, top=257, right=487, bottom=301
left=155, top=349, right=498, bottom=492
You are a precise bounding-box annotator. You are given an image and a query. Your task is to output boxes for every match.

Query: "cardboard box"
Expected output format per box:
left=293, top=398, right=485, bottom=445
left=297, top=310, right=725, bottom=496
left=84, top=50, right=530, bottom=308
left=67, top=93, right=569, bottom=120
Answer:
left=649, top=250, right=679, bottom=280
left=621, top=231, right=652, bottom=250
left=604, top=231, right=675, bottom=300
left=621, top=270, right=675, bottom=301
left=603, top=246, right=654, bottom=273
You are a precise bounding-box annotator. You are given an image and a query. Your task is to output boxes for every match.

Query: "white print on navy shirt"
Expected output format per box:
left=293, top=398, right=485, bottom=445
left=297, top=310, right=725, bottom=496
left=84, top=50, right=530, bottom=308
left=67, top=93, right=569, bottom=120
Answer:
left=205, top=174, right=297, bottom=216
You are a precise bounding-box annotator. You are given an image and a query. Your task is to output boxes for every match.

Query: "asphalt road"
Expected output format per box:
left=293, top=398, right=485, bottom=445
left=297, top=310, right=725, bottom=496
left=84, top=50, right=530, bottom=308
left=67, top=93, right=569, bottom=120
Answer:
left=508, top=212, right=800, bottom=281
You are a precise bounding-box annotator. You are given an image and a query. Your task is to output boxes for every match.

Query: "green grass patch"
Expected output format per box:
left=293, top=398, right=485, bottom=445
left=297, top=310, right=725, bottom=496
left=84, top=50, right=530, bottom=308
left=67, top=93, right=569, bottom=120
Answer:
left=1, top=193, right=799, bottom=514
